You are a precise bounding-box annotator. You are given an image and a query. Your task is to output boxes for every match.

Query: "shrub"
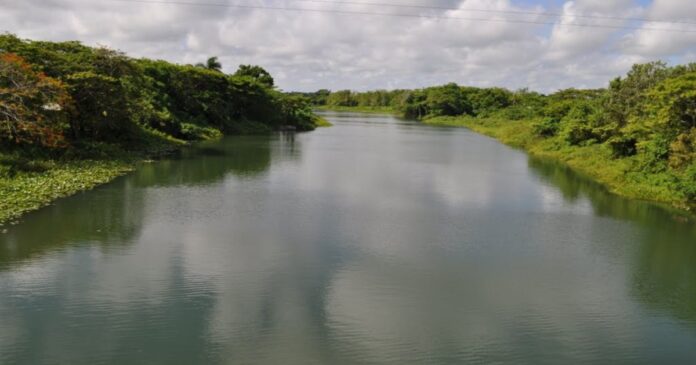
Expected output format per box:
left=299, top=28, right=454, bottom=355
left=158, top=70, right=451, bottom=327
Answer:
left=669, top=128, right=696, bottom=169
left=533, top=117, right=560, bottom=137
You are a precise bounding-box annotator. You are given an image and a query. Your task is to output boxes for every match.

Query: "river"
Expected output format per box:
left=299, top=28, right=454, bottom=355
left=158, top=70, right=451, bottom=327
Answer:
left=1, top=111, right=695, bottom=364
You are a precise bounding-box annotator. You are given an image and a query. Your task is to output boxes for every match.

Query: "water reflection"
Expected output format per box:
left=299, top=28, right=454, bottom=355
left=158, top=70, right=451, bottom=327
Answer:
left=527, top=157, right=695, bottom=224
left=133, top=136, right=275, bottom=188
left=0, top=135, right=286, bottom=271
left=1, top=113, right=695, bottom=364
left=528, top=156, right=696, bottom=325
left=633, top=226, right=696, bottom=323
left=0, top=177, right=145, bottom=270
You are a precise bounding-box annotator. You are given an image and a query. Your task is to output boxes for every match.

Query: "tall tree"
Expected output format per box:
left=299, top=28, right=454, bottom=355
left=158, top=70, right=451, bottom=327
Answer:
left=196, top=57, right=222, bottom=72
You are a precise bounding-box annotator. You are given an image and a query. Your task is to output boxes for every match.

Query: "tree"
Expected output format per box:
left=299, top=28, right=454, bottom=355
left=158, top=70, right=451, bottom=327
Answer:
left=425, top=83, right=471, bottom=116
left=463, top=87, right=512, bottom=116
left=65, top=71, right=133, bottom=141
left=638, top=72, right=696, bottom=168
left=0, top=53, right=69, bottom=148
left=233, top=65, right=274, bottom=87
left=604, top=61, right=670, bottom=132
left=196, top=57, right=222, bottom=72
left=326, top=90, right=356, bottom=106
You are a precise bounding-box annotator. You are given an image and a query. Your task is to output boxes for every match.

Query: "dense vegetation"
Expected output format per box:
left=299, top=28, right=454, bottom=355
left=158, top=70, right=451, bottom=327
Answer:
left=313, top=62, right=696, bottom=210
left=0, top=33, right=325, bottom=223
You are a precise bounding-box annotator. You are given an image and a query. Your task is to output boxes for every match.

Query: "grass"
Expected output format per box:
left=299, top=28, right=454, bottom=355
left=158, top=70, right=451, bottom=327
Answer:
left=423, top=115, right=694, bottom=212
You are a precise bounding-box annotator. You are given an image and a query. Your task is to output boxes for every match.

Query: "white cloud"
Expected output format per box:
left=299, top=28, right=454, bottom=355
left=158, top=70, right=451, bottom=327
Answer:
left=620, top=0, right=696, bottom=56
left=1, top=0, right=695, bottom=92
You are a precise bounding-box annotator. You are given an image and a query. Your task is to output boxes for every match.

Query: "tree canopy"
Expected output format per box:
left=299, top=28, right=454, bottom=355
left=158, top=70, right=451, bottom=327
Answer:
left=0, top=33, right=321, bottom=154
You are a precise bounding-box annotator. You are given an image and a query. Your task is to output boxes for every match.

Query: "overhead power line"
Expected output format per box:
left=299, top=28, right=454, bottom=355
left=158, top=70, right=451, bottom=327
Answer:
left=108, top=0, right=696, bottom=34
left=290, top=0, right=696, bottom=26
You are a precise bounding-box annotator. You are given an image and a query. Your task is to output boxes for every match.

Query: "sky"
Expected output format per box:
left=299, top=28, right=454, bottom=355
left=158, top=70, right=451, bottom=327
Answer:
left=1, top=0, right=695, bottom=92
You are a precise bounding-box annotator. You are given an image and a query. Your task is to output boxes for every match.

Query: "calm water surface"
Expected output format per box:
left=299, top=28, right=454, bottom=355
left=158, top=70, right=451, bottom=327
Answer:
left=1, top=112, right=696, bottom=364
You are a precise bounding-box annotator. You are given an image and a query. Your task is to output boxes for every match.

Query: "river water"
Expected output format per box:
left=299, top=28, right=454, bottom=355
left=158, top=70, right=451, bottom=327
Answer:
left=1, top=112, right=695, bottom=364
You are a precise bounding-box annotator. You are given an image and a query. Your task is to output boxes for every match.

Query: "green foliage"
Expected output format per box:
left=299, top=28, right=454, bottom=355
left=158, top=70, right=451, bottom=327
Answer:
left=180, top=123, right=223, bottom=141
left=278, top=94, right=317, bottom=131
left=607, top=135, right=638, bottom=158
left=303, top=89, right=330, bottom=105
left=533, top=117, right=560, bottom=137
left=326, top=90, right=357, bottom=107
left=426, top=83, right=471, bottom=116
left=558, top=101, right=602, bottom=146
left=1, top=33, right=320, bottom=153
left=681, top=163, right=696, bottom=201
left=604, top=62, right=670, bottom=131
left=669, top=128, right=696, bottom=169
left=0, top=33, right=324, bottom=223
left=234, top=64, right=274, bottom=87
left=492, top=90, right=546, bottom=120
left=65, top=71, right=135, bottom=141
left=640, top=72, right=696, bottom=141
left=463, top=87, right=512, bottom=116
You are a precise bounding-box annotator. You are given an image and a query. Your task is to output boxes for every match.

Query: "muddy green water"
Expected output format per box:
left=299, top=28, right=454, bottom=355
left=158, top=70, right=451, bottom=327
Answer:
left=1, top=112, right=695, bottom=364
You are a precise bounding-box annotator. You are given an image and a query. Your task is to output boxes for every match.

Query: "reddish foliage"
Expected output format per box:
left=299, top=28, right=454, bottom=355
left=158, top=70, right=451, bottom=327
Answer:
left=0, top=52, right=71, bottom=149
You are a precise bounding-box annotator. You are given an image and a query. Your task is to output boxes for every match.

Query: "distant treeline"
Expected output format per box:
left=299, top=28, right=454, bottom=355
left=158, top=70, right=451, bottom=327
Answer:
left=305, top=62, right=696, bottom=206
left=0, top=33, right=321, bottom=156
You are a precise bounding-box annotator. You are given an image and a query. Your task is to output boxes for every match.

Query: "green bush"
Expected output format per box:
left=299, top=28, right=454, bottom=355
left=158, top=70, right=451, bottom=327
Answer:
left=533, top=117, right=560, bottom=137
left=65, top=71, right=136, bottom=141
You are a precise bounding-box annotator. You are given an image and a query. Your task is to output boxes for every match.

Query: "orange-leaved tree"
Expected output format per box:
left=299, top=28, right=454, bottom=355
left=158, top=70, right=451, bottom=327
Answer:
left=0, top=52, right=71, bottom=149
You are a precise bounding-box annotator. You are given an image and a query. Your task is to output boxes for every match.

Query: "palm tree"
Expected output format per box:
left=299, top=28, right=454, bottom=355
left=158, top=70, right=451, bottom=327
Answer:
left=205, top=56, right=222, bottom=72
left=195, top=57, right=222, bottom=72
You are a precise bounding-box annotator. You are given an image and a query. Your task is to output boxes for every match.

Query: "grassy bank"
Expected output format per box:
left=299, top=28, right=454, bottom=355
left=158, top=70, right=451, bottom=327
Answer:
left=424, top=115, right=694, bottom=212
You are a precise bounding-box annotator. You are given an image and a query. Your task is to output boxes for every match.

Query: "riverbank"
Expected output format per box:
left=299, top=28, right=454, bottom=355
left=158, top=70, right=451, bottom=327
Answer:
left=423, top=115, right=695, bottom=212
left=0, top=132, right=185, bottom=225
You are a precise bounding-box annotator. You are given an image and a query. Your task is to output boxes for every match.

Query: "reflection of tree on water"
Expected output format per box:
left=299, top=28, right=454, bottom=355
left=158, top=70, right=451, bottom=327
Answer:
left=527, top=157, right=694, bottom=224
left=279, top=131, right=296, bottom=153
left=528, top=156, right=696, bottom=324
left=0, top=133, right=298, bottom=271
left=0, top=237, right=220, bottom=365
left=0, top=177, right=146, bottom=270
left=632, top=225, right=696, bottom=324
left=132, top=136, right=274, bottom=188
left=131, top=132, right=303, bottom=188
